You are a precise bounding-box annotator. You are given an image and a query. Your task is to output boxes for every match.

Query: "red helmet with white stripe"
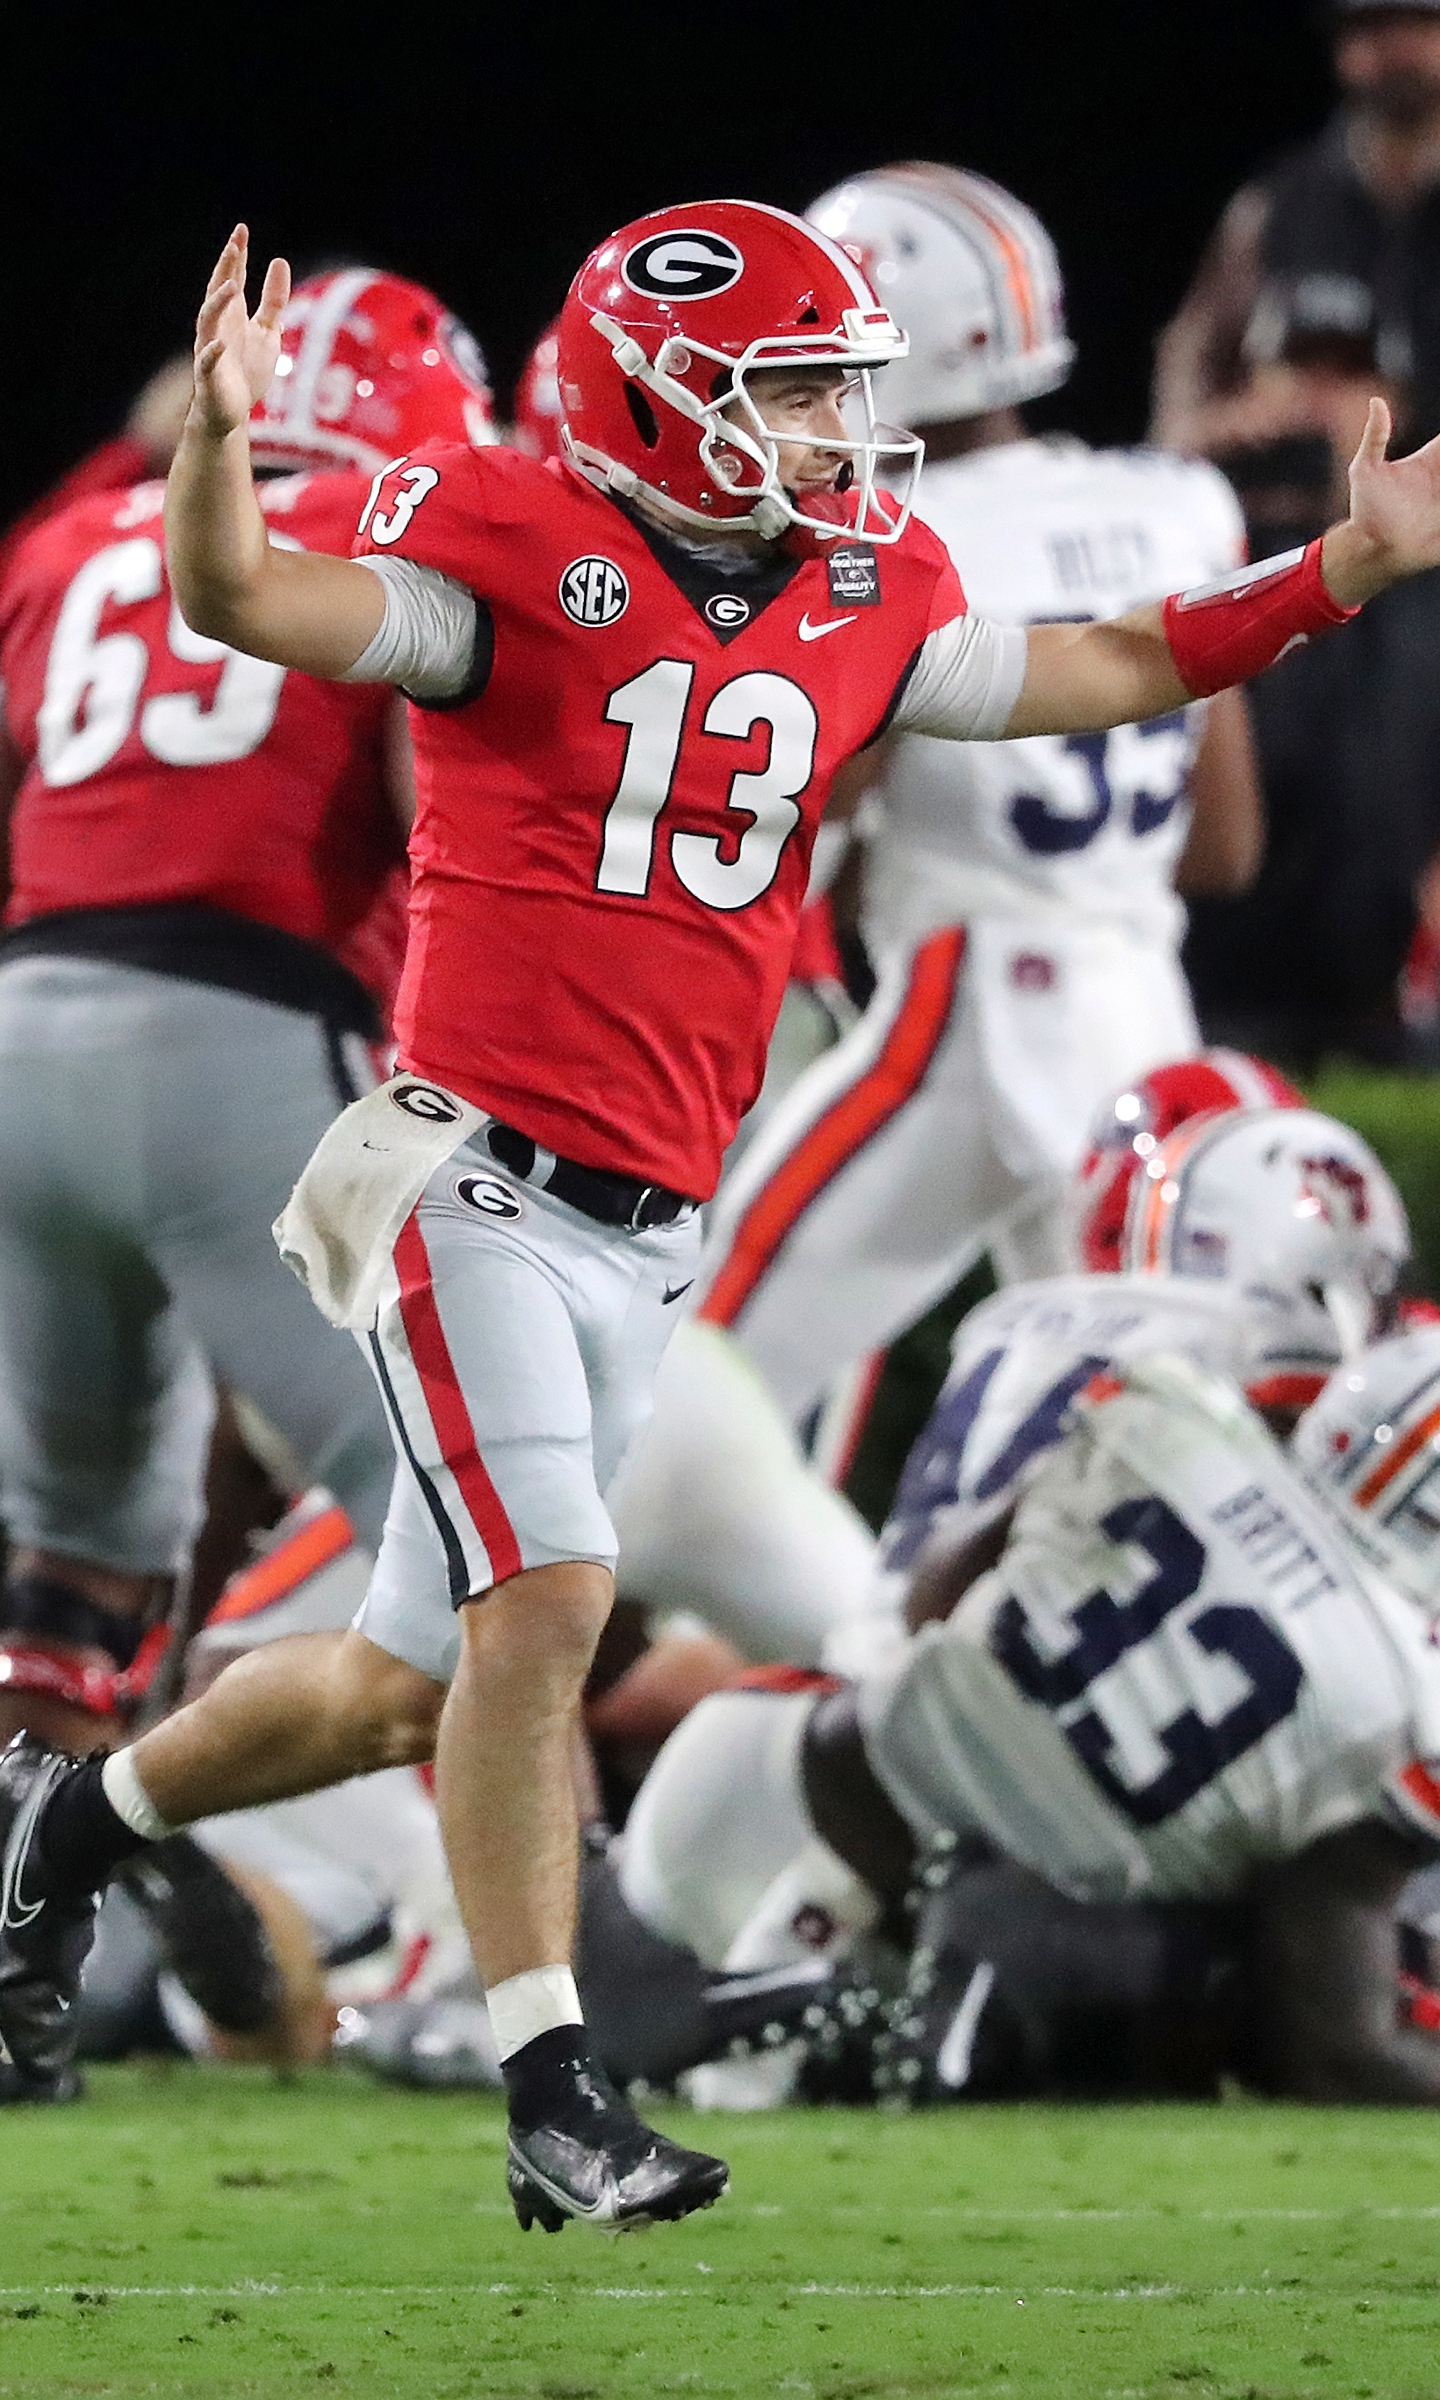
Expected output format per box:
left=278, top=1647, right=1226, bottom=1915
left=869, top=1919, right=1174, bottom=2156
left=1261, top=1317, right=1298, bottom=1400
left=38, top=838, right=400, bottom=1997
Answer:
left=1121, top=1106, right=1410, bottom=1408
left=1075, top=1051, right=1304, bottom=1274
left=1294, top=1327, right=1440, bottom=1615
left=512, top=319, right=564, bottom=460
left=250, top=268, right=496, bottom=475
left=556, top=198, right=923, bottom=543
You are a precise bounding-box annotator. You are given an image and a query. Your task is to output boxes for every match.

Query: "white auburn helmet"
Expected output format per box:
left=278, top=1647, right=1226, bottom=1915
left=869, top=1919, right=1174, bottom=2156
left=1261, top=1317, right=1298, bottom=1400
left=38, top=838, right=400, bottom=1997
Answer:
left=1122, top=1106, right=1410, bottom=1407
left=806, top=162, right=1074, bottom=428
left=1293, top=1328, right=1440, bottom=1614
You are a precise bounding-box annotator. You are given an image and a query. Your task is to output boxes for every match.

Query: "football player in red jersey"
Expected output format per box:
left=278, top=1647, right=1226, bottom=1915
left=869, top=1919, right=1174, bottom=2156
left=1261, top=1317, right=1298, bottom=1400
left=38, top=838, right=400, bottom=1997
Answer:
left=509, top=320, right=564, bottom=461
left=0, top=268, right=496, bottom=1763
left=10, top=200, right=1440, bottom=2231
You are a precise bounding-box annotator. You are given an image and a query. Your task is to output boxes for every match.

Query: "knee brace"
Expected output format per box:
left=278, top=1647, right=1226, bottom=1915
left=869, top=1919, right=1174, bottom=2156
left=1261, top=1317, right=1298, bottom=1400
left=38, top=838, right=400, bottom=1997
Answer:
left=0, top=1575, right=150, bottom=1719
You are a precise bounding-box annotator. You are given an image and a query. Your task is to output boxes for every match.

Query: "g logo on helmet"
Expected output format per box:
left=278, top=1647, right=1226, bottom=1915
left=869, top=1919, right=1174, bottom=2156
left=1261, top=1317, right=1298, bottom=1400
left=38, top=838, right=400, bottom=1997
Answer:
left=559, top=557, right=630, bottom=628
left=1299, top=1154, right=1372, bottom=1228
left=621, top=231, right=745, bottom=300
left=390, top=1082, right=461, bottom=1123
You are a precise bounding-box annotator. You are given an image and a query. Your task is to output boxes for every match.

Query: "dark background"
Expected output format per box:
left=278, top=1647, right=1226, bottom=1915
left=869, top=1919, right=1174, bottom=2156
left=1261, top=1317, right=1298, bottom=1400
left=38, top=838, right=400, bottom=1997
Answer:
left=2, top=0, right=1333, bottom=520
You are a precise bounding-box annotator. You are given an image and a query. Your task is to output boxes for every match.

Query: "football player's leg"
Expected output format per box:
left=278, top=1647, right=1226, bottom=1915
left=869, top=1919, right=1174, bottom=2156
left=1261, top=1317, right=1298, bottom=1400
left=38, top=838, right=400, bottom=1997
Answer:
left=0, top=979, right=217, bottom=1747
left=985, top=927, right=1205, bottom=1288
left=362, top=1172, right=727, bottom=2228
left=606, top=1319, right=878, bottom=1666
left=619, top=1684, right=833, bottom=1968
left=0, top=1621, right=445, bottom=2091
left=695, top=930, right=1018, bottom=1421
left=143, top=985, right=395, bottom=1556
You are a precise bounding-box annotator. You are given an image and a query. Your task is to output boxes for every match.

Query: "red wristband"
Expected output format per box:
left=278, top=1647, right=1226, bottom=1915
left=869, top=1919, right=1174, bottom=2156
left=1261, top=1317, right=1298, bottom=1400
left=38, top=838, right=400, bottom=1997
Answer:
left=1161, top=539, right=1359, bottom=699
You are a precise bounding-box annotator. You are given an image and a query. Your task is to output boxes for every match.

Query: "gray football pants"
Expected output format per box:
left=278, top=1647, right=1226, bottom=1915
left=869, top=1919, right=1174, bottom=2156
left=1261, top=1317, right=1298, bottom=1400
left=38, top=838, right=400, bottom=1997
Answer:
left=0, top=957, right=394, bottom=1575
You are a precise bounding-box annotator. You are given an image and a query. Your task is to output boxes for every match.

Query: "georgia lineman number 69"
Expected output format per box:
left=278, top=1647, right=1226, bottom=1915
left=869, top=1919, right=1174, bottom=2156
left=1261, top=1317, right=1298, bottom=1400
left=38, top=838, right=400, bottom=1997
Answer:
left=598, top=660, right=817, bottom=910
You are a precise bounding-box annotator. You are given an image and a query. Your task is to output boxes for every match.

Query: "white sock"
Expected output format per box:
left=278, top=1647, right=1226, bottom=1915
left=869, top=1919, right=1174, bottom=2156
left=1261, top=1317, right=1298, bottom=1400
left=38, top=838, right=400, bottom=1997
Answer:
left=100, top=1748, right=174, bottom=1842
left=485, top=1964, right=583, bottom=2062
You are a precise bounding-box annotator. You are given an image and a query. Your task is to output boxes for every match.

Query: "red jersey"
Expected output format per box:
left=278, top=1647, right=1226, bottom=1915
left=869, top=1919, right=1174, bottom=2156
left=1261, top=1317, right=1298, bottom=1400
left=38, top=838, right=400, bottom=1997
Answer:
left=0, top=435, right=150, bottom=589
left=0, top=472, right=408, bottom=1016
left=356, top=445, right=965, bottom=1197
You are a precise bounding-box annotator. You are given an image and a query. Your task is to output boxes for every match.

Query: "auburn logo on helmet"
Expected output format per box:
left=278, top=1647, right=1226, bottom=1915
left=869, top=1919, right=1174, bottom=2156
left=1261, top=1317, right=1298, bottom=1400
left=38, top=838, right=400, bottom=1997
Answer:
left=1299, top=1154, right=1372, bottom=1228
left=621, top=231, right=745, bottom=299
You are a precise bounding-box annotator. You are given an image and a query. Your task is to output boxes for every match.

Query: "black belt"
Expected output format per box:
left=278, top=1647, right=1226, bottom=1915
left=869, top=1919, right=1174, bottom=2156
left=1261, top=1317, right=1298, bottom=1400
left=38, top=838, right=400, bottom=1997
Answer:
left=484, top=1121, right=695, bottom=1232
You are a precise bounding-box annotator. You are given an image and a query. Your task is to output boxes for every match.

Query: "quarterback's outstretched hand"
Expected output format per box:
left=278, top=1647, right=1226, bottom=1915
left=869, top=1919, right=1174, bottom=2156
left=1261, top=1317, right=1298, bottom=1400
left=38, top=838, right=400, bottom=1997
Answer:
left=190, top=227, right=291, bottom=442
left=1322, top=398, right=1440, bottom=606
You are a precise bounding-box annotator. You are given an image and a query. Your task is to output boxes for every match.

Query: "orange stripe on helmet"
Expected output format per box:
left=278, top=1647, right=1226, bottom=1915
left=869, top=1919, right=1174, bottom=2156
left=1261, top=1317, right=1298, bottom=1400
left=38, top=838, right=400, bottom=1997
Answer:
left=1130, top=1111, right=1228, bottom=1275
left=700, top=926, right=966, bottom=1330
left=1353, top=1396, right=1440, bottom=1510
left=956, top=189, right=1041, bottom=351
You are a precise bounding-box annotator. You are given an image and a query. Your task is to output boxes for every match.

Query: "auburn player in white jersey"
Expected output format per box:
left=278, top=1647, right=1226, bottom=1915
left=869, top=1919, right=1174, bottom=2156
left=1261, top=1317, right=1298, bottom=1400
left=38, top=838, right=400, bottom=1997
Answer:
left=690, top=165, right=1259, bottom=1421
left=827, top=1087, right=1405, bottom=1679
left=619, top=1112, right=1412, bottom=1955
left=620, top=1323, right=1440, bottom=2103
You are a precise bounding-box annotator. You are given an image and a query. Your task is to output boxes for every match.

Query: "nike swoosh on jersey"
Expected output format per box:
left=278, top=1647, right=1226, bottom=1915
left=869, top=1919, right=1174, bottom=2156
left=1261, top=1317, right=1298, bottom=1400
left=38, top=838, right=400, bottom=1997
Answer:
left=662, top=1281, right=695, bottom=1306
left=797, top=613, right=858, bottom=642
left=0, top=1769, right=55, bottom=1935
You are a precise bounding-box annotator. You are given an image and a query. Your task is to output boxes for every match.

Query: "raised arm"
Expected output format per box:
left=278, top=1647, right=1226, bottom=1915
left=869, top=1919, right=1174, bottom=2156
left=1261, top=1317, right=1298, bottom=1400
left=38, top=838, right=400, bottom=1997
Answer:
left=164, top=228, right=385, bottom=677
left=1001, top=400, right=1440, bottom=738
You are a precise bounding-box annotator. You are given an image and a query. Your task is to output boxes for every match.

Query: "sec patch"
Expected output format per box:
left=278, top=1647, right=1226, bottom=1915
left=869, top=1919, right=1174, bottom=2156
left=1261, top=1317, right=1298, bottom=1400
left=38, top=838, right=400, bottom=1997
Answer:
left=559, top=557, right=630, bottom=627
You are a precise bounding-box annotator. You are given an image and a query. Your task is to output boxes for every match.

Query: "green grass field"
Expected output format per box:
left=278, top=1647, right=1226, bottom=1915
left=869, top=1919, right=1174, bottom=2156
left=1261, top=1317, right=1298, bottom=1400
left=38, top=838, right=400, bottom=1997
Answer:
left=3, top=2067, right=1440, bottom=2397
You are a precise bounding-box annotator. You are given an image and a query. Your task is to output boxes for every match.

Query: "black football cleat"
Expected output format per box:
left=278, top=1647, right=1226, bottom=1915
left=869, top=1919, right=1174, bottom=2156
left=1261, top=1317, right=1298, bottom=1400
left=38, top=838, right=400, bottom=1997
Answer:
left=0, top=2056, right=83, bottom=2105
left=0, top=1735, right=98, bottom=2092
left=507, top=2063, right=729, bottom=2234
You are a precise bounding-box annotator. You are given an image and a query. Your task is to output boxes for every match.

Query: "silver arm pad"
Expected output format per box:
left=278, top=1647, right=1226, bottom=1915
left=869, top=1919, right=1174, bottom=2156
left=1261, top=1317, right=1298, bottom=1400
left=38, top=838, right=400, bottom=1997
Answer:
left=894, top=614, right=1029, bottom=742
left=341, top=556, right=477, bottom=701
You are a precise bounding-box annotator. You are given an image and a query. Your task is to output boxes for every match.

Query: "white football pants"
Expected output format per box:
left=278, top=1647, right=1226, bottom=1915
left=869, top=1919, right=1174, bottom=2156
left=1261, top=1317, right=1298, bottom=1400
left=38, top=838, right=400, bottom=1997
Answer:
left=696, top=918, right=1200, bottom=1418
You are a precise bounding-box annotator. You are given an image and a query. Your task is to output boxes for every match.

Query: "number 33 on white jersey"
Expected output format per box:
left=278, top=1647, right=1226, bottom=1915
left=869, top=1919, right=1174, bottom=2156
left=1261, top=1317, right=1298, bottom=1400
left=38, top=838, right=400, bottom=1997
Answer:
left=865, top=1352, right=1440, bottom=1904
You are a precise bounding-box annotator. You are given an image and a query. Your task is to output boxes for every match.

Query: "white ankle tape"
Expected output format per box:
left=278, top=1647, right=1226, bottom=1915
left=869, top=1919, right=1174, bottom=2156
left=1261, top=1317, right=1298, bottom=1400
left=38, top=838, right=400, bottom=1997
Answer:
left=100, top=1748, right=173, bottom=1842
left=485, top=1965, right=583, bottom=2063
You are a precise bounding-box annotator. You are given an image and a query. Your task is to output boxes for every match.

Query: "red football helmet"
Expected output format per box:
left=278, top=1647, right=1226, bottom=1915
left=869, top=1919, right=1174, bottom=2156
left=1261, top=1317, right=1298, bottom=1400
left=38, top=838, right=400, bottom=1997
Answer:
left=1075, top=1050, right=1304, bottom=1273
left=250, top=267, right=496, bottom=475
left=557, top=199, right=922, bottom=543
left=511, top=319, right=564, bottom=460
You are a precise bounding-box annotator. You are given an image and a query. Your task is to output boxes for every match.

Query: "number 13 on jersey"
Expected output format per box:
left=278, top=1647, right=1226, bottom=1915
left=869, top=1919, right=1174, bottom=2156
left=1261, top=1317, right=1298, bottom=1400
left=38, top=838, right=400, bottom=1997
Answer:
left=597, top=661, right=817, bottom=912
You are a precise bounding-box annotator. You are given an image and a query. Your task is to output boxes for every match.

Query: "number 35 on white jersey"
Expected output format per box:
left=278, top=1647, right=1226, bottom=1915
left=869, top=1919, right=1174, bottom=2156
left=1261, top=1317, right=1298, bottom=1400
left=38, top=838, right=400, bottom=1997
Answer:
left=866, top=438, right=1246, bottom=955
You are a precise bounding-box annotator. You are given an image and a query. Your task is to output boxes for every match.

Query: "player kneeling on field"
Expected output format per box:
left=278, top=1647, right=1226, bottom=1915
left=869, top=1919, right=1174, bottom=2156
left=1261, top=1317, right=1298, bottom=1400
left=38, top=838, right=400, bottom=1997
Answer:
left=615, top=1177, right=1440, bottom=2103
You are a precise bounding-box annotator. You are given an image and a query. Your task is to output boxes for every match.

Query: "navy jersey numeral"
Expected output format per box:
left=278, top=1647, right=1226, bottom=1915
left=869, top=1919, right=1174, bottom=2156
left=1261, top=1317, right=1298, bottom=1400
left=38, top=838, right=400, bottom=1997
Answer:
left=1009, top=713, right=1189, bottom=857
left=990, top=1494, right=1304, bottom=1825
left=880, top=1351, right=1106, bottom=1574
